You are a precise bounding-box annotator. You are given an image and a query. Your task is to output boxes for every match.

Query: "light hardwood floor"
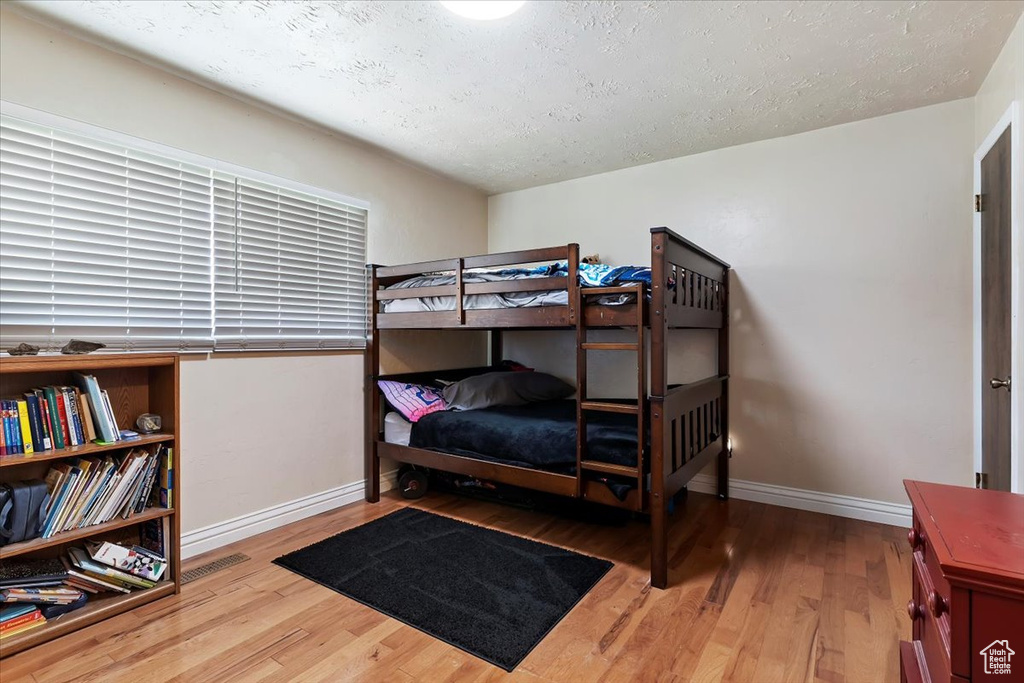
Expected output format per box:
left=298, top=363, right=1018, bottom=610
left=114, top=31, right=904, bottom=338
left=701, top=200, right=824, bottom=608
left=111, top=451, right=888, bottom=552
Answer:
left=2, top=490, right=911, bottom=682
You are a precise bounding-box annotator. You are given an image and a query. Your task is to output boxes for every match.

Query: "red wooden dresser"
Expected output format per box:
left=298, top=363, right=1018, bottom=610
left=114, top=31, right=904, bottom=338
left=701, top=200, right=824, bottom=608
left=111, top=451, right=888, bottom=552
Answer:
left=901, top=480, right=1024, bottom=683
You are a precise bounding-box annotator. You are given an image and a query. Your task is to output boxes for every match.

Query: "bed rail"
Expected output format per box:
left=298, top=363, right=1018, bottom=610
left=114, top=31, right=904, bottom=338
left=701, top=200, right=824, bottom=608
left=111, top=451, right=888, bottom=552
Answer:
left=651, top=227, right=729, bottom=329
left=369, top=244, right=580, bottom=329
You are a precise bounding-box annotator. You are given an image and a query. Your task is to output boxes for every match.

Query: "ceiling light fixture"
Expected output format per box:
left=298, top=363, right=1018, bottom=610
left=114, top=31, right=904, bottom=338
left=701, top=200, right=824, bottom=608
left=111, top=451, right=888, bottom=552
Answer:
left=440, top=1, right=525, bottom=21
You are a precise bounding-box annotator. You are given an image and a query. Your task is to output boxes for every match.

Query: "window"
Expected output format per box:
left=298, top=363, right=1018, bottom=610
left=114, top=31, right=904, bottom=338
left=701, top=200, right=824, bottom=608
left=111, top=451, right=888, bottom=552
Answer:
left=212, top=177, right=367, bottom=350
left=0, top=106, right=367, bottom=352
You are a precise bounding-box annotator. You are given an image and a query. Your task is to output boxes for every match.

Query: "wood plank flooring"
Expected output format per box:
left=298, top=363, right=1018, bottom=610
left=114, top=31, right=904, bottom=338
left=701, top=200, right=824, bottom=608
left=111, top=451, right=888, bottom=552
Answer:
left=1, top=490, right=912, bottom=682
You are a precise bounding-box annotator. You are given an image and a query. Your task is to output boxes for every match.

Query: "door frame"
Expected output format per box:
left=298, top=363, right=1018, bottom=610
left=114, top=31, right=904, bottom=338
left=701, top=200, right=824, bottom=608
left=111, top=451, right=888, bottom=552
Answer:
left=973, top=102, right=1022, bottom=492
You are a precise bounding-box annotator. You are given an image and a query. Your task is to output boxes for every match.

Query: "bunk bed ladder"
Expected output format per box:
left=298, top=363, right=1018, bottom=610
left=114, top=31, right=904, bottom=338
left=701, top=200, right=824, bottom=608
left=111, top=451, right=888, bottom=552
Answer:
left=576, top=283, right=646, bottom=508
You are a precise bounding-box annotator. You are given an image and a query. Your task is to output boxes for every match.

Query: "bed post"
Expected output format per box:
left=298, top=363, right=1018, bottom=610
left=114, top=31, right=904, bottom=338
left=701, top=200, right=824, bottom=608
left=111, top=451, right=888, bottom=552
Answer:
left=717, top=269, right=730, bottom=499
left=649, top=230, right=669, bottom=589
left=490, top=331, right=503, bottom=365
left=365, top=263, right=381, bottom=503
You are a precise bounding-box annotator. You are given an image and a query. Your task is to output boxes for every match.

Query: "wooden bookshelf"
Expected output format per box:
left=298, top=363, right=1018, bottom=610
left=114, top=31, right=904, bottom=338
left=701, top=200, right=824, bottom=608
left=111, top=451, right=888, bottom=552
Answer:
left=0, top=353, right=180, bottom=657
left=0, top=433, right=174, bottom=468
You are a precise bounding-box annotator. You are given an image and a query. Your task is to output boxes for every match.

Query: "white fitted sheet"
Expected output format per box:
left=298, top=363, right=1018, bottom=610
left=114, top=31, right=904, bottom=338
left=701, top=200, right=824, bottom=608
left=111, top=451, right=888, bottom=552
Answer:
left=384, top=412, right=413, bottom=446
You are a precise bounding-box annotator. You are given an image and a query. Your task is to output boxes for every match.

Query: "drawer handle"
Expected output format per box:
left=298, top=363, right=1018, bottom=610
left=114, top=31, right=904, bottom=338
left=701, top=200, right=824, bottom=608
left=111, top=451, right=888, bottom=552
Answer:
left=927, top=590, right=947, bottom=618
left=907, top=529, right=925, bottom=550
left=907, top=600, right=924, bottom=621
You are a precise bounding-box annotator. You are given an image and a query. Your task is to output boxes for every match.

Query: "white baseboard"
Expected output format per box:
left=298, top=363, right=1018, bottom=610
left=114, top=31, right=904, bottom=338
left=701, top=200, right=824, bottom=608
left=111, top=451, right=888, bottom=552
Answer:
left=686, top=474, right=912, bottom=528
left=181, top=470, right=397, bottom=559
left=182, top=470, right=911, bottom=560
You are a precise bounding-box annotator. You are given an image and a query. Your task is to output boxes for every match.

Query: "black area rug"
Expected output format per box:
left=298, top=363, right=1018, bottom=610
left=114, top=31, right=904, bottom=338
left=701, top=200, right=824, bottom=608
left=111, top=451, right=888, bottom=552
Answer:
left=273, top=507, right=612, bottom=671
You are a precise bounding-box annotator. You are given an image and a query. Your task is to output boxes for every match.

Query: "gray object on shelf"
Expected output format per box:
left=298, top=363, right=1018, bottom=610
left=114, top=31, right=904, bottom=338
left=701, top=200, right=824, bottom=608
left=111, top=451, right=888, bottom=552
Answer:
left=60, top=339, right=106, bottom=355
left=136, top=413, right=162, bottom=434
left=6, top=343, right=40, bottom=356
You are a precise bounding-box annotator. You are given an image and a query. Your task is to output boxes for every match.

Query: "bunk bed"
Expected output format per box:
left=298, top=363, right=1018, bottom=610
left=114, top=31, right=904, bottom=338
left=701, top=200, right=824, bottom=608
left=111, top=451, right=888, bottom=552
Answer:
left=364, top=227, right=730, bottom=589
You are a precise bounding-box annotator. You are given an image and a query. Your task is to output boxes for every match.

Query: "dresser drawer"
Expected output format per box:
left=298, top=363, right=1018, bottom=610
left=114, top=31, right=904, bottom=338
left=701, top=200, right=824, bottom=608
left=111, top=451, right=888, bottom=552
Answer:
left=911, top=552, right=951, bottom=679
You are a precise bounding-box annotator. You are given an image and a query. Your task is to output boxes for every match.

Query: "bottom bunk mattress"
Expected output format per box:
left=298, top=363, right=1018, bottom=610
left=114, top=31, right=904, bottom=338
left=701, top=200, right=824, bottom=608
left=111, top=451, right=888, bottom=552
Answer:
left=407, top=400, right=642, bottom=471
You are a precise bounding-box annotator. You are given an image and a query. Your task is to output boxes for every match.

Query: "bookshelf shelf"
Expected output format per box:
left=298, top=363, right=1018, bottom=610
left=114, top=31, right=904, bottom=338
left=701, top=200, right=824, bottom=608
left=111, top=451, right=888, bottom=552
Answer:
left=0, top=353, right=180, bottom=657
left=0, top=581, right=176, bottom=657
left=0, top=506, right=174, bottom=560
left=0, top=433, right=174, bottom=468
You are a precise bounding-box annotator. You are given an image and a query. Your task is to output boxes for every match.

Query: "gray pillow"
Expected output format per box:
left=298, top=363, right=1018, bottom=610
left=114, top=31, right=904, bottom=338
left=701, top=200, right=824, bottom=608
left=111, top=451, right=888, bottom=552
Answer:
left=442, top=371, right=574, bottom=411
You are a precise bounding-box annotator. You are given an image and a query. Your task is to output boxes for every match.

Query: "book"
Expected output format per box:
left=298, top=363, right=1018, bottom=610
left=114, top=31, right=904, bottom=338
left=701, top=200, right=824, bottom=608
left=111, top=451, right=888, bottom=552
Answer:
left=76, top=388, right=97, bottom=443
left=0, top=400, right=7, bottom=456
left=67, top=547, right=155, bottom=590
left=0, top=603, right=37, bottom=624
left=60, top=557, right=130, bottom=594
left=72, top=373, right=117, bottom=443
left=0, top=557, right=67, bottom=588
left=38, top=392, right=53, bottom=448
left=86, top=541, right=166, bottom=581
left=0, top=611, right=40, bottom=632
left=0, top=610, right=45, bottom=639
left=42, top=387, right=65, bottom=449
left=24, top=393, right=51, bottom=451
left=16, top=399, right=34, bottom=454
left=1, top=587, right=84, bottom=604
left=42, top=463, right=78, bottom=538
left=0, top=608, right=43, bottom=631
left=3, top=400, right=23, bottom=455
left=101, top=390, right=121, bottom=437
left=158, top=448, right=174, bottom=508
left=64, top=388, right=82, bottom=445
left=50, top=462, right=85, bottom=535
left=76, top=460, right=115, bottom=528
left=139, top=518, right=166, bottom=557
left=60, top=388, right=77, bottom=446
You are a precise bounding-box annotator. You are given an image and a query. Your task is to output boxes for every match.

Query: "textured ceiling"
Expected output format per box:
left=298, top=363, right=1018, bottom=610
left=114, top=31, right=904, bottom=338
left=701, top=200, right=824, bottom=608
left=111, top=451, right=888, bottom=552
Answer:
left=10, top=0, right=1024, bottom=193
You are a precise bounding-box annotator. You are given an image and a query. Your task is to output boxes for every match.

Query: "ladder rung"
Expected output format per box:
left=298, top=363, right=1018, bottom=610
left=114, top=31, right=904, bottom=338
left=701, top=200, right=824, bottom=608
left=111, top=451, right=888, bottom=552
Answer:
left=580, top=401, right=639, bottom=414
left=581, top=460, right=639, bottom=477
left=580, top=285, right=640, bottom=296
left=581, top=342, right=639, bottom=351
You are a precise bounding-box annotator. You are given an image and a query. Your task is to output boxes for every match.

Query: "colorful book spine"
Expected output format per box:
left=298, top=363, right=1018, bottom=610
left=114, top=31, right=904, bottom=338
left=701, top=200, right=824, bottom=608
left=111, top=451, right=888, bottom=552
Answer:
left=76, top=389, right=96, bottom=443
left=43, top=387, right=66, bottom=449
left=24, top=393, right=50, bottom=452
left=4, top=401, right=23, bottom=455
left=0, top=401, right=6, bottom=456
left=66, top=388, right=85, bottom=445
left=34, top=391, right=53, bottom=451
left=58, top=390, right=76, bottom=446
left=0, top=610, right=42, bottom=632
left=16, top=399, right=34, bottom=454
left=0, top=610, right=45, bottom=639
left=159, top=448, right=173, bottom=508
left=73, top=374, right=117, bottom=443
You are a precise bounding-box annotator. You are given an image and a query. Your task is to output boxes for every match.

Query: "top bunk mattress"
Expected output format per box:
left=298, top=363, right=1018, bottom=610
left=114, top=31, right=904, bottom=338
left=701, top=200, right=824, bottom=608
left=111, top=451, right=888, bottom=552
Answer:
left=381, top=262, right=651, bottom=313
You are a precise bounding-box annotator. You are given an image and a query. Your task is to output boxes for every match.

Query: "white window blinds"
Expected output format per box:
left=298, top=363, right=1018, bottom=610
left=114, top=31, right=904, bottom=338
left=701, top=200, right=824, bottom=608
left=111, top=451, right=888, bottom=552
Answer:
left=0, top=109, right=368, bottom=353
left=0, top=115, right=214, bottom=352
left=212, top=177, right=367, bottom=350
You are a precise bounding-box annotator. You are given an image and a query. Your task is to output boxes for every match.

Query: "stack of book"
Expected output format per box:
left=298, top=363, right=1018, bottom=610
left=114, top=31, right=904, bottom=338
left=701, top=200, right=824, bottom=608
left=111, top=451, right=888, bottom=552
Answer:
left=39, top=446, right=171, bottom=539
left=0, top=541, right=168, bottom=638
left=0, top=373, right=133, bottom=456
left=66, top=545, right=163, bottom=593
left=0, top=605, right=45, bottom=640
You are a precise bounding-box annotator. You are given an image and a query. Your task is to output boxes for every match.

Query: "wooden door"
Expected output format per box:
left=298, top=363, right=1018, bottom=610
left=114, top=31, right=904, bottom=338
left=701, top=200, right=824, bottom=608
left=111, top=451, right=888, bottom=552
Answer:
left=980, top=127, right=1012, bottom=492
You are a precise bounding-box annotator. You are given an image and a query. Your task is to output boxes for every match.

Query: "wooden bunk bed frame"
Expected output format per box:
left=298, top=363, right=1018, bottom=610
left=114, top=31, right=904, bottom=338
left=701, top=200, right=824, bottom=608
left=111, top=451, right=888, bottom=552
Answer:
left=364, top=227, right=730, bottom=589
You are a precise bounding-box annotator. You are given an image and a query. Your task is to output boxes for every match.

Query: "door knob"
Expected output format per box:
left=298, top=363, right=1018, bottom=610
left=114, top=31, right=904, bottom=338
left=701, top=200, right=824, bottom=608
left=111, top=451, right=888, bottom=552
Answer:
left=990, top=376, right=1011, bottom=391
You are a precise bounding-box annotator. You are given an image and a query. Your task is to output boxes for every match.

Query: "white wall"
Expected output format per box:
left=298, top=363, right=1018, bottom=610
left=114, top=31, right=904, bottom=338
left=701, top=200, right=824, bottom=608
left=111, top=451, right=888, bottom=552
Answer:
left=489, top=99, right=976, bottom=507
left=0, top=9, right=488, bottom=534
left=974, top=14, right=1024, bottom=149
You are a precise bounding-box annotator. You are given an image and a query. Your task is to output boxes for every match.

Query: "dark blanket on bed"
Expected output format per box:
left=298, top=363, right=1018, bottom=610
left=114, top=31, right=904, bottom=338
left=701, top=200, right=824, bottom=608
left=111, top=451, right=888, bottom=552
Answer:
left=409, top=400, right=641, bottom=470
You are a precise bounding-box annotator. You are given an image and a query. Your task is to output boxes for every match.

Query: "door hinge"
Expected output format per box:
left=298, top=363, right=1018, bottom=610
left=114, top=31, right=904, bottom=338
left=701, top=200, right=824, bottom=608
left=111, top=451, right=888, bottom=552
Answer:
left=975, top=472, right=988, bottom=489
left=975, top=194, right=983, bottom=212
